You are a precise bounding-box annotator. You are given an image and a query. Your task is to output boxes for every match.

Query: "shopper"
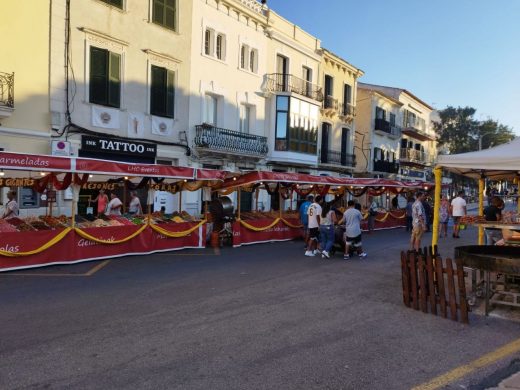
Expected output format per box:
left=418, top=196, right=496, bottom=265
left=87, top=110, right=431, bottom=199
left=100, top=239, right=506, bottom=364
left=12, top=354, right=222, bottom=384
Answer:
left=484, top=196, right=503, bottom=245
left=450, top=190, right=467, bottom=238
left=338, top=200, right=367, bottom=260
left=410, top=191, right=426, bottom=251
left=1, top=191, right=19, bottom=219
left=319, top=201, right=337, bottom=259
left=422, top=197, right=432, bottom=232
left=128, top=191, right=143, bottom=215
left=367, top=196, right=378, bottom=234
left=299, top=195, right=313, bottom=247
left=305, top=195, right=322, bottom=257
left=105, top=193, right=123, bottom=216
left=90, top=189, right=109, bottom=216
left=405, top=196, right=414, bottom=232
left=439, top=195, right=450, bottom=238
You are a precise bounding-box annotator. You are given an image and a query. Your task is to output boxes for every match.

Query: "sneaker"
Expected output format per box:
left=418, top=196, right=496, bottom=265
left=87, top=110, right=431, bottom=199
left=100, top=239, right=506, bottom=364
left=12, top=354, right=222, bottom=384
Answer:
left=313, top=249, right=321, bottom=255
left=305, top=251, right=315, bottom=257
left=343, top=254, right=350, bottom=261
left=322, top=250, right=330, bottom=259
left=359, top=252, right=368, bottom=258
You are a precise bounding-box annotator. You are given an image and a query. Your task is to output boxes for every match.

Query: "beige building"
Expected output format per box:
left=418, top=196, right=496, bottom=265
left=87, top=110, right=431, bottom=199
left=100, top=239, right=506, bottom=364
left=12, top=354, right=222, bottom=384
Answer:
left=318, top=48, right=363, bottom=176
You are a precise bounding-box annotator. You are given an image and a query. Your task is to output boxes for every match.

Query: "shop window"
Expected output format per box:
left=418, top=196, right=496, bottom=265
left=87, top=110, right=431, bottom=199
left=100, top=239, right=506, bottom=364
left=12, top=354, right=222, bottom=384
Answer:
left=89, top=46, right=121, bottom=108
left=152, top=0, right=176, bottom=31
left=150, top=65, right=175, bottom=118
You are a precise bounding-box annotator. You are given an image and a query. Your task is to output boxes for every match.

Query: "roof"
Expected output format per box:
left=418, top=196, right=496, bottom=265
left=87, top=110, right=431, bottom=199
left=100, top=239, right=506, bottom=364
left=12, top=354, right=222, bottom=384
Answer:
left=358, top=82, right=434, bottom=111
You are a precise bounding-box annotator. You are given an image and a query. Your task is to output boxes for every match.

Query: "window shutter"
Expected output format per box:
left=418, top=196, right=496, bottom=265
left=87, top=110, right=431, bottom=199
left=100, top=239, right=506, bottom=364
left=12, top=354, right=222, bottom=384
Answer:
left=153, top=0, right=164, bottom=25
left=166, top=69, right=175, bottom=118
left=108, top=52, right=121, bottom=108
left=344, top=84, right=352, bottom=104
left=151, top=65, right=166, bottom=116
left=165, top=0, right=176, bottom=30
left=89, top=47, right=108, bottom=105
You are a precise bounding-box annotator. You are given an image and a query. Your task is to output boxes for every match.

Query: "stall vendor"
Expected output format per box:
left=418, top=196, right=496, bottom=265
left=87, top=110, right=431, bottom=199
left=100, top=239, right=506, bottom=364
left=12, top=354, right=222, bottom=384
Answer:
left=0, top=191, right=19, bottom=219
left=106, top=193, right=123, bottom=216
left=128, top=191, right=143, bottom=216
left=90, top=189, right=109, bottom=216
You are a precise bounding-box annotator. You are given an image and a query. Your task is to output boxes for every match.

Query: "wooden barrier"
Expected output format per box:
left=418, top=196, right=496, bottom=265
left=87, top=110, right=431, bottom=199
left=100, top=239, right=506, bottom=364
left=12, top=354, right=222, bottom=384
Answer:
left=401, top=247, right=469, bottom=324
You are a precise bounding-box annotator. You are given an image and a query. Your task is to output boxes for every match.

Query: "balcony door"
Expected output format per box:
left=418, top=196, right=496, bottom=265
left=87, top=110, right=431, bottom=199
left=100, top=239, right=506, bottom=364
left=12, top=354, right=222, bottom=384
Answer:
left=321, top=123, right=331, bottom=163
left=324, top=75, right=333, bottom=108
left=341, top=128, right=349, bottom=165
left=343, top=84, right=352, bottom=115
left=276, top=55, right=288, bottom=91
left=302, top=66, right=312, bottom=98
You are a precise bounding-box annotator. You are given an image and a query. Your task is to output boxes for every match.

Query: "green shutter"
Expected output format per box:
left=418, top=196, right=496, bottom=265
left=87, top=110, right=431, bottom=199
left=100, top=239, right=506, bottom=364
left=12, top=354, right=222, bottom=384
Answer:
left=153, top=0, right=163, bottom=25
left=151, top=65, right=165, bottom=116
left=89, top=47, right=108, bottom=105
left=166, top=69, right=175, bottom=118
left=108, top=52, right=121, bottom=108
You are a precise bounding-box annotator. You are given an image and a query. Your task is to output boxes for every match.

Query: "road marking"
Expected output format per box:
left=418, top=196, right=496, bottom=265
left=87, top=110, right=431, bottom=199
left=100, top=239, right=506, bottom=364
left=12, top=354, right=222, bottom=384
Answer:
left=1, top=260, right=111, bottom=278
left=412, top=337, right=520, bottom=390
left=84, top=260, right=111, bottom=276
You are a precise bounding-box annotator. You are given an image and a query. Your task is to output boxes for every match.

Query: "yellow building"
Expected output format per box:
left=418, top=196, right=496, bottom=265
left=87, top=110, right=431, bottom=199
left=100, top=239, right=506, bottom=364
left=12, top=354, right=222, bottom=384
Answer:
left=318, top=48, right=363, bottom=175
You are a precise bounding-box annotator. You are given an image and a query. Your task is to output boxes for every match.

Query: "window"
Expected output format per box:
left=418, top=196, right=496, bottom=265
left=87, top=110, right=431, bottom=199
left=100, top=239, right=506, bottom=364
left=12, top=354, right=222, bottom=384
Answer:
left=100, top=0, right=123, bottom=9
left=389, top=113, right=396, bottom=126
left=204, top=94, right=218, bottom=125
left=152, top=0, right=176, bottom=31
left=216, top=34, right=225, bottom=60
left=240, top=45, right=247, bottom=69
left=375, top=106, right=386, bottom=120
left=239, top=104, right=251, bottom=133
left=249, top=49, right=258, bottom=73
left=150, top=65, right=175, bottom=118
left=89, top=47, right=121, bottom=108
left=204, top=29, right=213, bottom=56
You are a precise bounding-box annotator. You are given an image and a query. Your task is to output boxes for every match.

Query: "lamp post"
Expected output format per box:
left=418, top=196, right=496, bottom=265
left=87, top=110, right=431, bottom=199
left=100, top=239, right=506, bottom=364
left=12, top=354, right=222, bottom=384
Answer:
left=478, top=132, right=494, bottom=151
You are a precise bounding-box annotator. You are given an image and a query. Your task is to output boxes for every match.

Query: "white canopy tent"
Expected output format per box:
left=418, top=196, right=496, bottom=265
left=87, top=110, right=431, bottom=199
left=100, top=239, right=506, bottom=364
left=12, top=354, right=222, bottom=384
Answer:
left=432, top=137, right=520, bottom=246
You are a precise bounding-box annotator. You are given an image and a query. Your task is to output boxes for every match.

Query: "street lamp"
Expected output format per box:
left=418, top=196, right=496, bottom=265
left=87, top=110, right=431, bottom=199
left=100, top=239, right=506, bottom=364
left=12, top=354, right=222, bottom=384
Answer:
left=478, top=132, right=494, bottom=150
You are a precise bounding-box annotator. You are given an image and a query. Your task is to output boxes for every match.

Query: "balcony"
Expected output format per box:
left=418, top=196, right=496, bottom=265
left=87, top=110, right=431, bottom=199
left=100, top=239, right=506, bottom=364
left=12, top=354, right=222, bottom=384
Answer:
left=339, top=102, right=356, bottom=123
left=320, top=149, right=356, bottom=168
left=264, top=73, right=323, bottom=102
left=373, top=159, right=399, bottom=174
left=374, top=119, right=401, bottom=138
left=194, top=124, right=268, bottom=158
left=402, top=119, right=435, bottom=141
left=399, top=148, right=434, bottom=166
left=0, top=72, right=14, bottom=119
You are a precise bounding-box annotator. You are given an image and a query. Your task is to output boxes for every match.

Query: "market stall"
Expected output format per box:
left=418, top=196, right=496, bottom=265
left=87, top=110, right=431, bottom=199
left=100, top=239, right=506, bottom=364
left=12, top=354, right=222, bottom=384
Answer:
left=0, top=152, right=224, bottom=272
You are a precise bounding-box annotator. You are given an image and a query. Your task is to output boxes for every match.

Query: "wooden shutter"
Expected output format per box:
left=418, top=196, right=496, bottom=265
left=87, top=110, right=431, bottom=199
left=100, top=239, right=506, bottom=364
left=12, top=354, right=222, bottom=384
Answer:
left=108, top=52, right=121, bottom=108
left=166, top=69, right=175, bottom=118
left=89, top=47, right=108, bottom=105
left=151, top=65, right=166, bottom=117
left=153, top=0, right=164, bottom=25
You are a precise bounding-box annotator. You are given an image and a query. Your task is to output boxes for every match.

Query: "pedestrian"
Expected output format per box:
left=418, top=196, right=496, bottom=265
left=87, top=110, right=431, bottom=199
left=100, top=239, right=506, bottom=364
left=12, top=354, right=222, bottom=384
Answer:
left=484, top=196, right=503, bottom=245
left=319, top=201, right=337, bottom=259
left=367, top=196, right=378, bottom=234
left=450, top=190, right=467, bottom=238
left=422, top=197, right=432, bottom=232
left=1, top=191, right=19, bottom=219
left=338, top=200, right=367, bottom=260
left=299, top=195, right=313, bottom=248
left=391, top=195, right=398, bottom=209
left=410, top=191, right=426, bottom=251
left=90, top=189, right=109, bottom=216
left=128, top=191, right=143, bottom=215
left=105, top=193, right=123, bottom=216
left=439, top=195, right=450, bottom=238
left=405, top=196, right=414, bottom=232
left=305, top=195, right=322, bottom=257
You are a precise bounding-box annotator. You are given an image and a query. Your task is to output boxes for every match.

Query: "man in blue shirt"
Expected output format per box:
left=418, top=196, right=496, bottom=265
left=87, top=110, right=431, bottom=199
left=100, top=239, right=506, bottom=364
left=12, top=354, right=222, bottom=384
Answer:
left=299, top=195, right=313, bottom=247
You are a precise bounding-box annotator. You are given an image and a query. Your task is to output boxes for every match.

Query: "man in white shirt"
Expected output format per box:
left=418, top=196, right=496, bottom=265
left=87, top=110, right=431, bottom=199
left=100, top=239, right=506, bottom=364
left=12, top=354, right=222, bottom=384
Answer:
left=105, top=193, right=123, bottom=216
left=450, top=190, right=467, bottom=238
left=305, top=195, right=322, bottom=256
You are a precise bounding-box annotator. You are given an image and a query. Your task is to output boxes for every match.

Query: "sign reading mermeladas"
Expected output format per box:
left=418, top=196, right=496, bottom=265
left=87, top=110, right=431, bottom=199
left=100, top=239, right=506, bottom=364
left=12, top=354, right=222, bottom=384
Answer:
left=81, top=182, right=117, bottom=191
left=0, top=178, right=35, bottom=187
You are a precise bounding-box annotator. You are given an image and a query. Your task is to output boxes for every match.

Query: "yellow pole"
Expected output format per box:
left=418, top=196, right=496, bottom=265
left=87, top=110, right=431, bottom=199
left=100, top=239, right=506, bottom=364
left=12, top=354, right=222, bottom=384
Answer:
left=432, top=167, right=442, bottom=247
left=478, top=177, right=485, bottom=245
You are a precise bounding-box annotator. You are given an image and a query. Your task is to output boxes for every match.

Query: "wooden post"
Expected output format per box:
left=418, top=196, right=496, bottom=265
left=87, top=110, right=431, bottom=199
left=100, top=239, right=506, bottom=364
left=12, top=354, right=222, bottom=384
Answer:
left=426, top=253, right=437, bottom=315
left=478, top=177, right=485, bottom=245
left=237, top=188, right=241, bottom=220
left=401, top=252, right=411, bottom=307
left=446, top=258, right=458, bottom=321
left=435, top=256, right=447, bottom=318
left=432, top=167, right=442, bottom=247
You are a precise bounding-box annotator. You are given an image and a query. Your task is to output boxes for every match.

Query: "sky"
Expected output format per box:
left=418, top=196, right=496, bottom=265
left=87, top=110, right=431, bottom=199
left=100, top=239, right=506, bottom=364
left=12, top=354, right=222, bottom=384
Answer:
left=265, top=0, right=520, bottom=134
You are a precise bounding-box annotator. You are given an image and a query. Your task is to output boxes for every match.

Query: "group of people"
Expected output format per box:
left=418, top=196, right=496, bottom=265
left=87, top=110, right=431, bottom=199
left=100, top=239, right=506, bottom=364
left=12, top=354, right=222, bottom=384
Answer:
left=299, top=195, right=367, bottom=261
left=89, top=190, right=143, bottom=216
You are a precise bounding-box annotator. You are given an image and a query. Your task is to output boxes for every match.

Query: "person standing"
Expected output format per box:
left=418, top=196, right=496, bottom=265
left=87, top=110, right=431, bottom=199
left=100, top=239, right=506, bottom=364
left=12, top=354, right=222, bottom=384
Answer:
left=439, top=195, right=450, bottom=238
left=305, top=195, right=322, bottom=257
left=405, top=196, right=414, bottom=232
left=319, top=201, right=337, bottom=259
left=422, top=197, right=432, bottom=232
left=128, top=191, right=143, bottom=215
left=90, top=189, right=109, bottom=216
left=367, top=196, right=378, bottom=234
left=450, top=190, right=467, bottom=238
left=338, top=200, right=367, bottom=260
left=299, top=195, right=313, bottom=247
left=484, top=196, right=503, bottom=245
left=105, top=193, right=123, bottom=216
left=410, top=191, right=426, bottom=251
left=1, top=191, right=19, bottom=219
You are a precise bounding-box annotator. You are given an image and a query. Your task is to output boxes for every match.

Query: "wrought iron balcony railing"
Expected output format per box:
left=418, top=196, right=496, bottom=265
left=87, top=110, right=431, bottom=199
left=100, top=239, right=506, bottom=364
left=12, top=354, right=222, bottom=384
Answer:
left=399, top=148, right=434, bottom=165
left=373, top=159, right=399, bottom=174
left=320, top=149, right=356, bottom=167
left=375, top=119, right=401, bottom=137
left=194, top=124, right=268, bottom=157
left=340, top=102, right=356, bottom=117
left=323, top=95, right=338, bottom=110
left=264, top=73, right=324, bottom=102
left=0, top=72, right=14, bottom=108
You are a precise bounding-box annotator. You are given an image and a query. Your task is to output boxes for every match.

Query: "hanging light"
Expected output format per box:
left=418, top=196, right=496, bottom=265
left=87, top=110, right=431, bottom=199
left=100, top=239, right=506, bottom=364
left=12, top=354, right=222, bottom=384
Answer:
left=40, top=172, right=47, bottom=176
left=0, top=169, right=4, bottom=176
left=124, top=176, right=129, bottom=180
left=233, top=177, right=237, bottom=181
left=89, top=174, right=93, bottom=178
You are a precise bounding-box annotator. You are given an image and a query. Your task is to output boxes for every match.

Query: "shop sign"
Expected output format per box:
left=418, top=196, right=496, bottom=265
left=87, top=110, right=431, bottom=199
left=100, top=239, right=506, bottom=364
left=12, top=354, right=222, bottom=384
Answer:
left=0, top=178, right=35, bottom=187
left=82, top=136, right=157, bottom=158
left=81, top=182, right=118, bottom=191
left=149, top=183, right=178, bottom=193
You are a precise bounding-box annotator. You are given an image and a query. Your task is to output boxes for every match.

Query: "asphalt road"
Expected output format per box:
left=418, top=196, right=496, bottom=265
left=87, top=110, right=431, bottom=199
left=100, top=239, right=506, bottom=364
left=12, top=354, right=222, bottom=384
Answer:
left=1, top=227, right=519, bottom=390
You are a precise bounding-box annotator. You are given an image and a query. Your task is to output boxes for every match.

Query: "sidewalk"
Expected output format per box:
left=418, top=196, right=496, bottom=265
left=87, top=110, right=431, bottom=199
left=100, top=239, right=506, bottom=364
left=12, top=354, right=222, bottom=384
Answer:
left=487, top=372, right=520, bottom=389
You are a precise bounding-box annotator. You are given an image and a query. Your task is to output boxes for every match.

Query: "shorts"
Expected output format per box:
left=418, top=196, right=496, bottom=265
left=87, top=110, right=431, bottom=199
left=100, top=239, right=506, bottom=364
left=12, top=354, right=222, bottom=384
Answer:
left=309, top=227, right=319, bottom=241
left=411, top=225, right=424, bottom=240
left=453, top=216, right=462, bottom=224
left=345, top=234, right=362, bottom=247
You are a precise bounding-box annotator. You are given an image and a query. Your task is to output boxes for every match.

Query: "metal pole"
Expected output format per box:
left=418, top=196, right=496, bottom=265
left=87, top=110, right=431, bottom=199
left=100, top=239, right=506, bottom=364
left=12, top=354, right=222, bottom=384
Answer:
left=432, top=167, right=442, bottom=247
left=478, top=177, right=485, bottom=245
left=237, top=188, right=241, bottom=220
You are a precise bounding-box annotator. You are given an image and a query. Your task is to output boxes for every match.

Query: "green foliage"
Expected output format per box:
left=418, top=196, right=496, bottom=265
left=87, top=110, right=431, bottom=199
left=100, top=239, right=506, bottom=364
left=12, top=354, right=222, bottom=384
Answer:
left=434, top=106, right=515, bottom=154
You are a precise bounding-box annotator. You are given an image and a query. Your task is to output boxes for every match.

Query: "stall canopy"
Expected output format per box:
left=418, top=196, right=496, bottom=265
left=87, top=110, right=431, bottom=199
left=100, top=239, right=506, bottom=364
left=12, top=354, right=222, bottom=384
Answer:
left=436, top=137, right=520, bottom=179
